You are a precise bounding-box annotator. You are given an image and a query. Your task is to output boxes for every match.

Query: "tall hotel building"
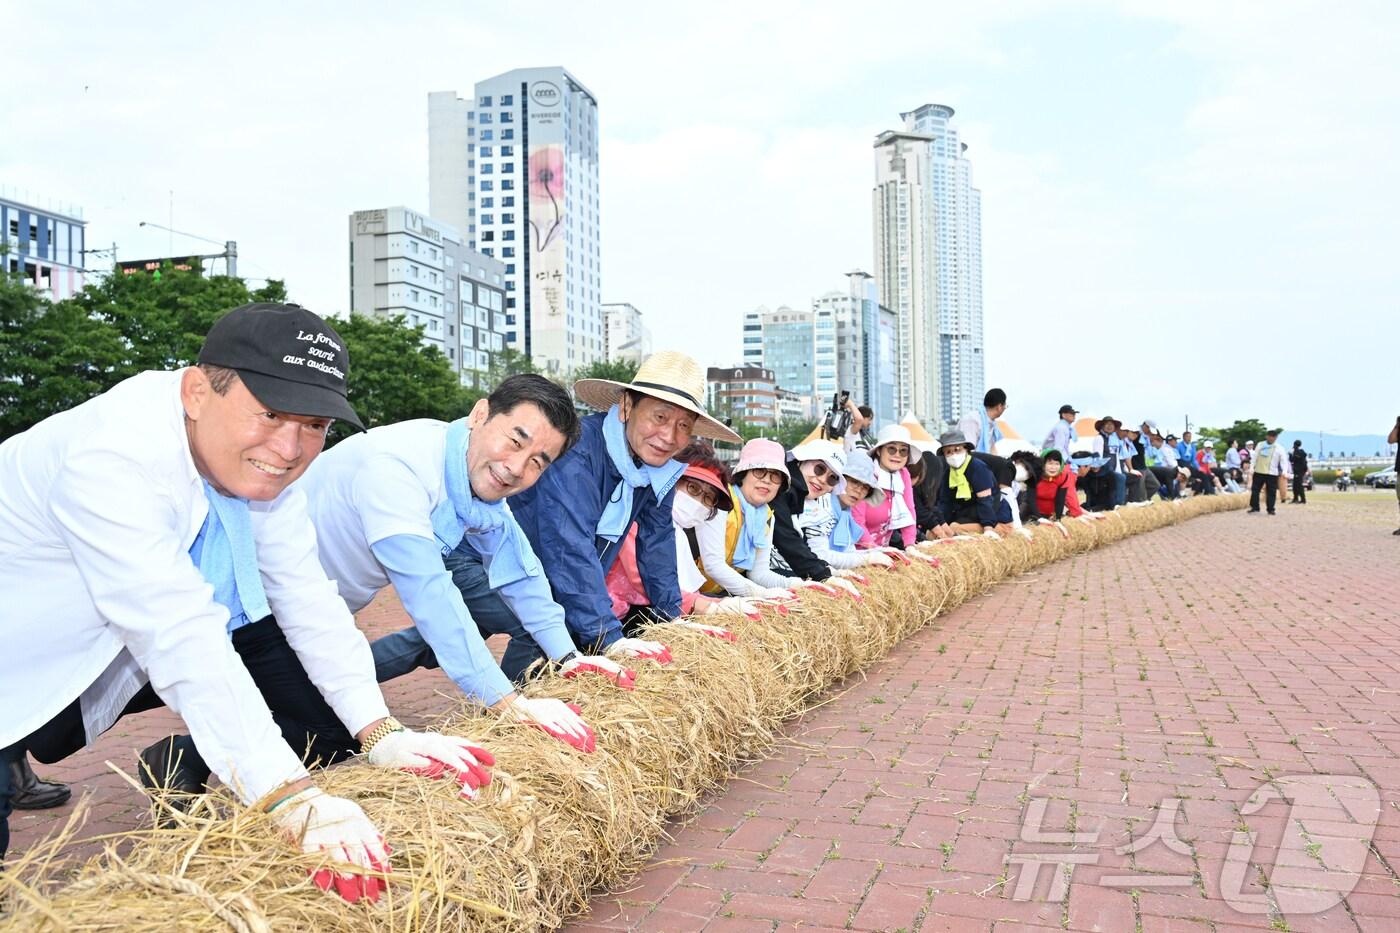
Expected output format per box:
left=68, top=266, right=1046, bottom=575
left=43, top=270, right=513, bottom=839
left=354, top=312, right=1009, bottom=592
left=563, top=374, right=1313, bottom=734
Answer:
left=872, top=104, right=983, bottom=427
left=429, top=67, right=601, bottom=375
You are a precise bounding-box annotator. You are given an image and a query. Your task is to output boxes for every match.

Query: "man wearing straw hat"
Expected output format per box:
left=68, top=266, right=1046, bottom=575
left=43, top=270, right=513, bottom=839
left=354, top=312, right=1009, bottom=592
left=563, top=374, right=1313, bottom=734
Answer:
left=0, top=304, right=491, bottom=902
left=509, top=351, right=741, bottom=662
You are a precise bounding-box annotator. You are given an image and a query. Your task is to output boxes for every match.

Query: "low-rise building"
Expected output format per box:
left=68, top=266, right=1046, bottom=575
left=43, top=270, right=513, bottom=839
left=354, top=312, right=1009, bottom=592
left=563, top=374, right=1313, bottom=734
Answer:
left=1, top=191, right=86, bottom=301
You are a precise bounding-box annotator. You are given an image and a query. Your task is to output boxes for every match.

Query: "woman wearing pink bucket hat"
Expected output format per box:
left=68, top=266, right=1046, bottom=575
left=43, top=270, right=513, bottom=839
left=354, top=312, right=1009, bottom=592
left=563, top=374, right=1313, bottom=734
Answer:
left=691, top=438, right=800, bottom=600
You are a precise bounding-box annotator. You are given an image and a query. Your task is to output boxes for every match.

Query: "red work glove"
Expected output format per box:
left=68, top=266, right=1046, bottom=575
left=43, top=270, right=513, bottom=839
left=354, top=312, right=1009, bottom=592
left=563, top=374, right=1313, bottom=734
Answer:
left=366, top=729, right=495, bottom=798
left=560, top=654, right=637, bottom=690
left=271, top=787, right=390, bottom=904
left=506, top=696, right=596, bottom=753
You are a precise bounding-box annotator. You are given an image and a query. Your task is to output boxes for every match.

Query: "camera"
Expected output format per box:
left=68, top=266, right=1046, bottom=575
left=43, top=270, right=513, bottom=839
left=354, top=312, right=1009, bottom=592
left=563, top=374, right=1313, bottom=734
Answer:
left=821, top=391, right=852, bottom=441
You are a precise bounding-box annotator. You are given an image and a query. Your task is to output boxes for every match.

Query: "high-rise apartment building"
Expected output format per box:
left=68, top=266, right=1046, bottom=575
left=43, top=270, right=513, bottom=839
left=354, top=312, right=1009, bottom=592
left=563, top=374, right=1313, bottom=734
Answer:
left=1, top=191, right=86, bottom=301
left=428, top=66, right=601, bottom=376
left=741, top=305, right=816, bottom=419
left=348, top=206, right=507, bottom=381
left=873, top=104, right=984, bottom=427
left=812, top=271, right=898, bottom=427
left=601, top=302, right=652, bottom=362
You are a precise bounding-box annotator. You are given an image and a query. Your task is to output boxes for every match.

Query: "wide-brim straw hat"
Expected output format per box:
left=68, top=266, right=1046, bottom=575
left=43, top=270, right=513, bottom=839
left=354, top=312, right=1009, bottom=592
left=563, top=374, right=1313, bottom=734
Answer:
left=574, top=350, right=741, bottom=443
left=1094, top=416, right=1122, bottom=432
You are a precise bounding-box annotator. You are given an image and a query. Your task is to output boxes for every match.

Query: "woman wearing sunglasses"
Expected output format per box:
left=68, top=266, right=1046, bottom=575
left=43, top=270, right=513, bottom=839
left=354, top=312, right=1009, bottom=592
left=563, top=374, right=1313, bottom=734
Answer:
left=853, top=425, right=921, bottom=549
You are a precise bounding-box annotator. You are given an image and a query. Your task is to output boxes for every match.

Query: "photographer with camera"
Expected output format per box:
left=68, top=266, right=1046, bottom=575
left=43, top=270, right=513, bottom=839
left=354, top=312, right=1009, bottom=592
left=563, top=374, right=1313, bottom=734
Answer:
left=821, top=391, right=874, bottom=454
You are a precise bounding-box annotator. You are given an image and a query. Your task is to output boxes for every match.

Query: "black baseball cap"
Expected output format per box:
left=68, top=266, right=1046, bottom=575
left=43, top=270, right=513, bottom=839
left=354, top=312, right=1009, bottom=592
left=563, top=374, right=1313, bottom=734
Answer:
left=1058, top=404, right=1077, bottom=415
left=198, top=303, right=365, bottom=430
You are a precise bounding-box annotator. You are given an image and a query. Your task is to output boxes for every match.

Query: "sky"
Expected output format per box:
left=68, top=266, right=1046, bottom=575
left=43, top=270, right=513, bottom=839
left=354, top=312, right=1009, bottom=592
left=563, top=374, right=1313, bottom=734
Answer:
left=4, top=0, right=1398, bottom=437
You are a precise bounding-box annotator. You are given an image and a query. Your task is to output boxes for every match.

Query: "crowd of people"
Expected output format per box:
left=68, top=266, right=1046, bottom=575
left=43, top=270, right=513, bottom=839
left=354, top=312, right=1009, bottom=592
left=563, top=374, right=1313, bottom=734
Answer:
left=0, top=304, right=1257, bottom=903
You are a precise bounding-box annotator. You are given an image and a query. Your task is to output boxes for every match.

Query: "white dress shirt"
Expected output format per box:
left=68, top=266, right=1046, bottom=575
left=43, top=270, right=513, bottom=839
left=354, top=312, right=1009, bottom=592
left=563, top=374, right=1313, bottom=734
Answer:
left=0, top=370, right=388, bottom=803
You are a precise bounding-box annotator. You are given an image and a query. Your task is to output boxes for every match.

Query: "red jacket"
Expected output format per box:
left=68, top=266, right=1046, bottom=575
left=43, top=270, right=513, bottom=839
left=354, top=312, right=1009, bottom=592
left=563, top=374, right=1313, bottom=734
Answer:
left=1034, top=469, right=1083, bottom=518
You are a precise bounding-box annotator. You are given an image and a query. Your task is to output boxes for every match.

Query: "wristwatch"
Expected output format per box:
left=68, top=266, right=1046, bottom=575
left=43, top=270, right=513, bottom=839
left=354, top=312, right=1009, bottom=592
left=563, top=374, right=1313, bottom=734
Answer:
left=359, top=716, right=405, bottom=754
left=557, top=651, right=580, bottom=665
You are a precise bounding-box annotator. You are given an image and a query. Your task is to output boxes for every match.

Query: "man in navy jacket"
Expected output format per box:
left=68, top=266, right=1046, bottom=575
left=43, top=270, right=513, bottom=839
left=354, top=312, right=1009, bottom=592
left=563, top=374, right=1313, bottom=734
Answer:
left=510, top=352, right=740, bottom=656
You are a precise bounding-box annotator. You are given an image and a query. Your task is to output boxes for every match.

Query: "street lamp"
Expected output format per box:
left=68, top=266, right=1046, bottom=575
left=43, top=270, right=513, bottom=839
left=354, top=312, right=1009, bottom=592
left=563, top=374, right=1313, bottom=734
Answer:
left=137, top=221, right=237, bottom=277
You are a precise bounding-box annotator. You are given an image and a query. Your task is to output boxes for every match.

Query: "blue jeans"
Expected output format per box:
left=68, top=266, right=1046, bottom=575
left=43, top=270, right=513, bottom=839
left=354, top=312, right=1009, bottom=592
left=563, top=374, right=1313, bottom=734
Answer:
left=370, top=546, right=545, bottom=685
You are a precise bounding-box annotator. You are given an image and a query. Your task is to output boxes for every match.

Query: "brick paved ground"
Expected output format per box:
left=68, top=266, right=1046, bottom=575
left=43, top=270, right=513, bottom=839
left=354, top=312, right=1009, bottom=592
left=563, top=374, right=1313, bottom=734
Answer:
left=568, top=491, right=1400, bottom=933
left=10, top=490, right=1400, bottom=933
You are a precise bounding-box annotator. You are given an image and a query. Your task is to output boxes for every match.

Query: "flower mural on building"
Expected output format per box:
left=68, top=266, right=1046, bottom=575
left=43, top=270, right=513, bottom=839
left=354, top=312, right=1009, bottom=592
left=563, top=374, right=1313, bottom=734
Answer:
left=529, top=145, right=565, bottom=252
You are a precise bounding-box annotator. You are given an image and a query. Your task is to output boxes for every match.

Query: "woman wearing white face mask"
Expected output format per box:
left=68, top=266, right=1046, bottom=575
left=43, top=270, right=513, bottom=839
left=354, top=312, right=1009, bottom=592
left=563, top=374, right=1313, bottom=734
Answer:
left=927, top=430, right=1004, bottom=539
left=603, top=443, right=766, bottom=636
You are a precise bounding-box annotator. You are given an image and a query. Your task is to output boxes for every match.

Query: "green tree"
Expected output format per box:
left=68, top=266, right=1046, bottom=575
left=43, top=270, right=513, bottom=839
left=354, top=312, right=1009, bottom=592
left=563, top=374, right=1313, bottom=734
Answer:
left=64, top=266, right=286, bottom=378
left=479, top=347, right=539, bottom=389
left=573, top=357, right=640, bottom=385
left=331, top=313, right=469, bottom=439
left=1196, top=418, right=1283, bottom=450
left=0, top=268, right=128, bottom=439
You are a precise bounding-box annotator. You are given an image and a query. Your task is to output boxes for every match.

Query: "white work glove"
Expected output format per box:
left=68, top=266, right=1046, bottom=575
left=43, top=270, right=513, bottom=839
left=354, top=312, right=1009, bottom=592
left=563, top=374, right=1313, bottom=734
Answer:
left=271, top=787, right=389, bottom=904
left=504, top=695, right=596, bottom=753
left=754, top=586, right=797, bottom=601
left=982, top=527, right=1002, bottom=539
left=702, top=596, right=763, bottom=619
left=878, top=547, right=911, bottom=565
left=665, top=619, right=740, bottom=642
left=823, top=575, right=863, bottom=600
left=903, top=546, right=939, bottom=565
left=365, top=728, right=495, bottom=798
left=560, top=653, right=637, bottom=690
left=1017, top=527, right=1035, bottom=541
left=832, top=568, right=870, bottom=584
left=605, top=637, right=673, bottom=664
left=858, top=550, right=895, bottom=568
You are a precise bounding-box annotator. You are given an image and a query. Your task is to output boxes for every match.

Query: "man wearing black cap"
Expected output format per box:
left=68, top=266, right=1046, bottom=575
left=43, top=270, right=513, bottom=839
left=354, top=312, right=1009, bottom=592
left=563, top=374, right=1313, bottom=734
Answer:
left=1043, top=404, right=1078, bottom=461
left=0, top=303, right=493, bottom=903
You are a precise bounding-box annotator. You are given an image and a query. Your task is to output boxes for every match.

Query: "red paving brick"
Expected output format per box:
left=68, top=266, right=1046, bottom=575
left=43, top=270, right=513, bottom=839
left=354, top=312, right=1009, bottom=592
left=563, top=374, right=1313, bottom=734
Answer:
left=569, top=494, right=1400, bottom=932
left=11, top=492, right=1400, bottom=932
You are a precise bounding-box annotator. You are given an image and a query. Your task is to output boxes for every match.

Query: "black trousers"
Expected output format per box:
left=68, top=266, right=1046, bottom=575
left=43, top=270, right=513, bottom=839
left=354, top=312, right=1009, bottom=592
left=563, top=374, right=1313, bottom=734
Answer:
left=139, top=616, right=360, bottom=788
left=1, top=617, right=356, bottom=860
left=1250, top=472, right=1278, bottom=512
left=1292, top=475, right=1307, bottom=502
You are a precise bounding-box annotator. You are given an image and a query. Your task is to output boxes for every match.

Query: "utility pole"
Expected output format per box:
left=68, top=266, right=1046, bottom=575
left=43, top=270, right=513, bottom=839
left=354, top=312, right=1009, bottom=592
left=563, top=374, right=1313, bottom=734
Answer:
left=137, top=221, right=237, bottom=276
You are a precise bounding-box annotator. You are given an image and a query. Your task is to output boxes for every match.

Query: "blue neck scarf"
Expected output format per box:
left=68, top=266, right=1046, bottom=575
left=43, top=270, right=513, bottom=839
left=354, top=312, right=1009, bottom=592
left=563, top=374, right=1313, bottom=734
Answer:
left=430, top=418, right=540, bottom=588
left=730, top=485, right=771, bottom=570
left=978, top=409, right=1004, bottom=454
left=191, top=481, right=270, bottom=631
left=829, top=494, right=865, bottom=552
left=596, top=404, right=685, bottom=543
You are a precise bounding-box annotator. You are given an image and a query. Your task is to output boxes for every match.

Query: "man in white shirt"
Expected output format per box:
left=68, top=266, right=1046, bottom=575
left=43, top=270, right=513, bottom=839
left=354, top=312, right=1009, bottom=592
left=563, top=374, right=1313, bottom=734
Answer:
left=0, top=304, right=490, bottom=904
left=957, top=388, right=1008, bottom=455
left=298, top=374, right=628, bottom=753
left=1248, top=428, right=1288, bottom=515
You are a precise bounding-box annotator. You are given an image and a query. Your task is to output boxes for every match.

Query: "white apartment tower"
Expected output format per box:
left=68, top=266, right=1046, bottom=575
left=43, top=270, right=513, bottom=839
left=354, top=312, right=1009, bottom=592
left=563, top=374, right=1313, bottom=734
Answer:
left=601, top=302, right=652, bottom=362
left=873, top=129, right=940, bottom=427
left=428, top=66, right=602, bottom=376
left=875, top=104, right=984, bottom=426
left=348, top=206, right=508, bottom=380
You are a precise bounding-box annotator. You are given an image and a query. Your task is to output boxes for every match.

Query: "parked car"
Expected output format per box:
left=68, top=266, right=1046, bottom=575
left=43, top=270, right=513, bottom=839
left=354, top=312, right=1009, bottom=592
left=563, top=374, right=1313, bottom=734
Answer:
left=1367, top=467, right=1397, bottom=488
